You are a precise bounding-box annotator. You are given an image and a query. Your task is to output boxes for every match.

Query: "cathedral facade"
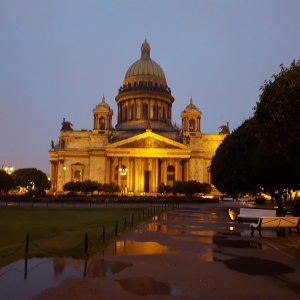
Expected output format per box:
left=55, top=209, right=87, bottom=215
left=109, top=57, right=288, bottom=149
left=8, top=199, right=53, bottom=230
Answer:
left=49, top=40, right=228, bottom=194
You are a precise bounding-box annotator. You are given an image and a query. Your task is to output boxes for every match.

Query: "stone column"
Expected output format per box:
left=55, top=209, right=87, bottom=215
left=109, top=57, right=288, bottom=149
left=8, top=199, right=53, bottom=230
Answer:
left=105, top=158, right=111, bottom=184
left=154, top=158, right=158, bottom=192
left=161, top=158, right=167, bottom=185
left=129, top=157, right=134, bottom=192
left=186, top=159, right=190, bottom=181
left=117, top=158, right=122, bottom=187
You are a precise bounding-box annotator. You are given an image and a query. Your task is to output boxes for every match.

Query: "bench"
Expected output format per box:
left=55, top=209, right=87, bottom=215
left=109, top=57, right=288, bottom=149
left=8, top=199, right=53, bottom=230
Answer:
left=250, top=217, right=300, bottom=237
left=237, top=208, right=276, bottom=223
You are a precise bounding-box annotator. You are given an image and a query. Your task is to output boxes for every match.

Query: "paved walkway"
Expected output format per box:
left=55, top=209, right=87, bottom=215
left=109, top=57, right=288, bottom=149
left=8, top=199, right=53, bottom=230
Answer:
left=35, top=201, right=300, bottom=300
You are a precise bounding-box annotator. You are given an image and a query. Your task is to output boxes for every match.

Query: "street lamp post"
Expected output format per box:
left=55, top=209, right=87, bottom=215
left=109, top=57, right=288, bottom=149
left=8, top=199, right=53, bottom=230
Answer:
left=119, top=166, right=128, bottom=194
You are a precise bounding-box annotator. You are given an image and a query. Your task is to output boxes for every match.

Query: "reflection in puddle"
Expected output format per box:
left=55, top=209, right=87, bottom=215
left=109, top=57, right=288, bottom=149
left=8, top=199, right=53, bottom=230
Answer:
left=147, top=223, right=184, bottom=234
left=195, top=250, right=214, bottom=262
left=213, top=235, right=263, bottom=249
left=0, top=257, right=132, bottom=299
left=116, top=276, right=182, bottom=297
left=221, top=256, right=294, bottom=276
left=87, top=258, right=132, bottom=277
left=195, top=236, right=214, bottom=244
left=103, top=240, right=170, bottom=256
left=152, top=213, right=184, bottom=221
left=147, top=223, right=217, bottom=241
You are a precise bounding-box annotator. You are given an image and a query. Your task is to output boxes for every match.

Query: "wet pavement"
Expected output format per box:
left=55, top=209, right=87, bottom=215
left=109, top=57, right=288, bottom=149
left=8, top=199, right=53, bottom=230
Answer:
left=1, top=201, right=300, bottom=299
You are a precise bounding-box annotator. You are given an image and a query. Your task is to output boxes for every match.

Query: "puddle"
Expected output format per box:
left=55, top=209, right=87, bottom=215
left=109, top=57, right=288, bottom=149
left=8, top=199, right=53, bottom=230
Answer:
left=86, top=258, right=132, bottom=277
left=196, top=253, right=214, bottom=262
left=213, top=235, right=263, bottom=249
left=102, top=240, right=170, bottom=256
left=0, top=257, right=132, bottom=299
left=147, top=223, right=185, bottom=234
left=220, top=256, right=295, bottom=276
left=116, top=276, right=182, bottom=297
left=152, top=213, right=185, bottom=221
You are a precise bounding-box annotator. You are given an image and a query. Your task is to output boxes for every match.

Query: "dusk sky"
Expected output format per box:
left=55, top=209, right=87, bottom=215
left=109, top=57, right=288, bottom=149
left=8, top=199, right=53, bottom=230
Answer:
left=1, top=0, right=300, bottom=174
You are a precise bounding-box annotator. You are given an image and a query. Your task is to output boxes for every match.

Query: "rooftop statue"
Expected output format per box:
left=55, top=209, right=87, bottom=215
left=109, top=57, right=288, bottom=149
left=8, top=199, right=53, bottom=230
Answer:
left=219, top=122, right=230, bottom=134
left=61, top=118, right=73, bottom=131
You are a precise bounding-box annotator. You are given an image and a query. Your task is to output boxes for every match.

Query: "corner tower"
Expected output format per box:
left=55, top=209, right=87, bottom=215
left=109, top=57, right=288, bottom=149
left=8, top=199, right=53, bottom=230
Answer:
left=181, top=98, right=202, bottom=144
left=93, top=96, right=113, bottom=132
left=115, top=40, right=175, bottom=131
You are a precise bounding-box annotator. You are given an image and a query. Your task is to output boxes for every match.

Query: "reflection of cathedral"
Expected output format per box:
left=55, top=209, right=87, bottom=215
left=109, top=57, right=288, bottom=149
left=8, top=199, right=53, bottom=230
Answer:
left=49, top=40, right=228, bottom=194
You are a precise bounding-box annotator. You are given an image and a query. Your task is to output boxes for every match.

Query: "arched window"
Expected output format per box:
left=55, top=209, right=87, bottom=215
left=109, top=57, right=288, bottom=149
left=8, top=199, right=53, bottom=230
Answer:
left=99, top=118, right=106, bottom=130
left=125, top=106, right=128, bottom=121
left=130, top=104, right=134, bottom=120
left=189, top=119, right=195, bottom=132
left=153, top=104, right=157, bottom=120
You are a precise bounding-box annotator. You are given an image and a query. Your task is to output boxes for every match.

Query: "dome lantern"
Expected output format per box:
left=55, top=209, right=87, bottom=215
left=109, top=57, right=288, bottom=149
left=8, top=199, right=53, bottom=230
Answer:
left=141, top=39, right=151, bottom=59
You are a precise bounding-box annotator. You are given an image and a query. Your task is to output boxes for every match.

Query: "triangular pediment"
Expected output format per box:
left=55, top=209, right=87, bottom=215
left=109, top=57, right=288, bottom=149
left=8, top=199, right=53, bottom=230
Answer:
left=106, top=131, right=188, bottom=150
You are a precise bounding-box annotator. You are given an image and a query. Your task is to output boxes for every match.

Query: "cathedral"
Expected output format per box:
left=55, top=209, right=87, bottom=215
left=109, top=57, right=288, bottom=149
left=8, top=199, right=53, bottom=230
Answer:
left=49, top=40, right=228, bottom=194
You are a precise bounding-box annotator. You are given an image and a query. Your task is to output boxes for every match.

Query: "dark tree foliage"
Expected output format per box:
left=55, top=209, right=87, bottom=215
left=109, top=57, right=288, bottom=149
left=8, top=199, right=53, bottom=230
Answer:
left=210, top=118, right=260, bottom=198
left=211, top=61, right=300, bottom=212
left=254, top=60, right=300, bottom=211
left=102, top=182, right=120, bottom=195
left=172, top=180, right=212, bottom=195
left=0, top=170, right=15, bottom=194
left=63, top=180, right=102, bottom=194
left=157, top=183, right=167, bottom=194
left=254, top=60, right=300, bottom=166
left=12, top=168, right=50, bottom=195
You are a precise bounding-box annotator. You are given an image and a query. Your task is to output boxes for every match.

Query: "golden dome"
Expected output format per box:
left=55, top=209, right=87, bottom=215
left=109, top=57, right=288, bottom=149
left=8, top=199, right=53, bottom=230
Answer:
left=124, top=39, right=167, bottom=86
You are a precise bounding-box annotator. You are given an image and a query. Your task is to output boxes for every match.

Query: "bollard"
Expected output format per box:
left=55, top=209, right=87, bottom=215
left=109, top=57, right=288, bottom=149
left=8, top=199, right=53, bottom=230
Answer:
left=85, top=233, right=88, bottom=255
left=25, top=233, right=29, bottom=255
left=124, top=217, right=127, bottom=231
left=115, top=220, right=118, bottom=236
left=132, top=213, right=134, bottom=227
left=83, top=258, right=87, bottom=278
left=102, top=225, right=105, bottom=243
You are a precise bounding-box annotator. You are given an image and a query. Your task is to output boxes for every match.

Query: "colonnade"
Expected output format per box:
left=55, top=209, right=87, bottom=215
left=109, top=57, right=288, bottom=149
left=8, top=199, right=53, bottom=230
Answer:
left=117, top=98, right=172, bottom=123
left=106, top=156, right=190, bottom=193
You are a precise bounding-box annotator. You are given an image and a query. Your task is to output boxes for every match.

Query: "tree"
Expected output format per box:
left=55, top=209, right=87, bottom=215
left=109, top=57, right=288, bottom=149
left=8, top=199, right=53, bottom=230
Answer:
left=12, top=168, right=50, bottom=195
left=102, top=182, right=120, bottom=195
left=157, top=183, right=166, bottom=194
left=172, top=180, right=211, bottom=195
left=63, top=180, right=103, bottom=194
left=254, top=60, right=300, bottom=211
left=210, top=118, right=260, bottom=198
left=63, top=181, right=78, bottom=194
left=0, top=170, right=15, bottom=194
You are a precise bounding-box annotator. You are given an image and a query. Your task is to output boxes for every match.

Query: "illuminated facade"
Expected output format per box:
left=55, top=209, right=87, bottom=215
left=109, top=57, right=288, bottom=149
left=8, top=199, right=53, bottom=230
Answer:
left=49, top=40, right=228, bottom=194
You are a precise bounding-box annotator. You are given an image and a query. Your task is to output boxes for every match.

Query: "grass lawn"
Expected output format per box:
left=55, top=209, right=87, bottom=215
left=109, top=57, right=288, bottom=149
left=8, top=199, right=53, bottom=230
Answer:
left=0, top=205, right=152, bottom=268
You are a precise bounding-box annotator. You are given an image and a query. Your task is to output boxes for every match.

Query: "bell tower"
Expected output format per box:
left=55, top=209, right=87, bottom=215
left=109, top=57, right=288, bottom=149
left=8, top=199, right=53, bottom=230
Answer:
left=93, top=96, right=113, bottom=132
left=180, top=98, right=202, bottom=144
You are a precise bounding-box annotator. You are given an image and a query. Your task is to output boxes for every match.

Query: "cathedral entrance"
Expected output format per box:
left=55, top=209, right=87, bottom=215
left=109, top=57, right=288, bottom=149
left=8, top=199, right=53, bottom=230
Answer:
left=144, top=170, right=150, bottom=193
